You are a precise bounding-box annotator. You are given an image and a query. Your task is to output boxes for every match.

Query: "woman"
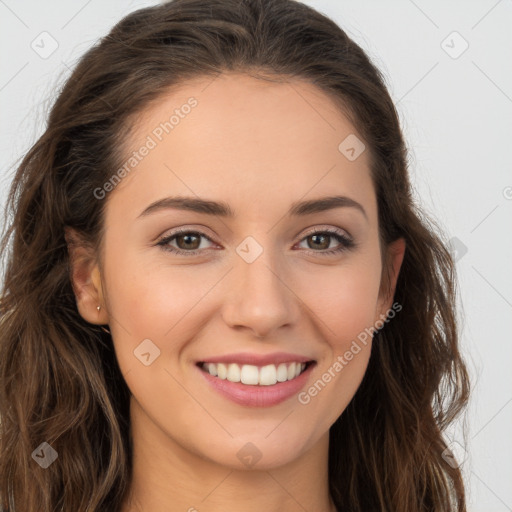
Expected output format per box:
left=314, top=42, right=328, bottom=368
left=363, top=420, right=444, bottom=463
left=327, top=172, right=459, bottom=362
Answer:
left=0, top=0, right=470, bottom=510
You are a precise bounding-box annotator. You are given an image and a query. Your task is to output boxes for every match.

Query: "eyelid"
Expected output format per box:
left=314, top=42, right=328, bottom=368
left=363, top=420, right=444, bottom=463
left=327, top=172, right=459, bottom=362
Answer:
left=156, top=224, right=355, bottom=255
left=299, top=224, right=352, bottom=240
left=157, top=224, right=352, bottom=243
left=155, top=225, right=218, bottom=246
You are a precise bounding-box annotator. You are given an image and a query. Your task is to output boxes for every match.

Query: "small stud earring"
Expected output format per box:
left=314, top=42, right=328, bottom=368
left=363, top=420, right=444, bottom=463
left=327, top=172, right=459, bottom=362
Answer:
left=97, top=305, right=101, bottom=312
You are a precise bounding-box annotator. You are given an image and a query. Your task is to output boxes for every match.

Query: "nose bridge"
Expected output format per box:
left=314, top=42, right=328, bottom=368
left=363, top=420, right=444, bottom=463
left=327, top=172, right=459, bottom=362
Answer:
left=222, top=234, right=298, bottom=337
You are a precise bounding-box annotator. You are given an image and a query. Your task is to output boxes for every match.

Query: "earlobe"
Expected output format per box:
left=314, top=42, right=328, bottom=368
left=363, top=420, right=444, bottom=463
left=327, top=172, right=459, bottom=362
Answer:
left=65, top=227, right=108, bottom=325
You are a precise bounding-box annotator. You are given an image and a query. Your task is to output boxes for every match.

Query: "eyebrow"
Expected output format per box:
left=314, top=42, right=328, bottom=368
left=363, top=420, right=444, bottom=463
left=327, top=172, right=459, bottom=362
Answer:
left=137, top=194, right=367, bottom=220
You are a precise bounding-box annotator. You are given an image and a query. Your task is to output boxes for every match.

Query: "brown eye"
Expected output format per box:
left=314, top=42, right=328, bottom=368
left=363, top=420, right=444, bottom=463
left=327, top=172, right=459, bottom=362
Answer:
left=306, top=233, right=331, bottom=250
left=157, top=228, right=355, bottom=257
left=175, top=233, right=201, bottom=250
left=157, top=230, right=216, bottom=255
left=297, top=229, right=355, bottom=256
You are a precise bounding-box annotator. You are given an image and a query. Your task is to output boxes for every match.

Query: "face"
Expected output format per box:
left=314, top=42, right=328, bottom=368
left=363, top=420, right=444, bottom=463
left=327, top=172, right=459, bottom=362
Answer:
left=75, top=72, right=404, bottom=471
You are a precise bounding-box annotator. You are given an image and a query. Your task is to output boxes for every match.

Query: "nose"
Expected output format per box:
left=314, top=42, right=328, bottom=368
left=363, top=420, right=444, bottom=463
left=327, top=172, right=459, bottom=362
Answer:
left=220, top=244, right=300, bottom=340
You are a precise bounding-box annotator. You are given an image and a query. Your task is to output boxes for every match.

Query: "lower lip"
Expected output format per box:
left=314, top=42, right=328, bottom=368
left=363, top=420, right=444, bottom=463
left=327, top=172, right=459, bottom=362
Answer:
left=196, top=363, right=315, bottom=407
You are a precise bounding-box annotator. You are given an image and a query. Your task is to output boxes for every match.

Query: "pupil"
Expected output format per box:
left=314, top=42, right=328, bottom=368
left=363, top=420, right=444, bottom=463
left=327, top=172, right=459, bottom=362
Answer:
left=179, top=234, right=199, bottom=250
left=310, top=234, right=328, bottom=250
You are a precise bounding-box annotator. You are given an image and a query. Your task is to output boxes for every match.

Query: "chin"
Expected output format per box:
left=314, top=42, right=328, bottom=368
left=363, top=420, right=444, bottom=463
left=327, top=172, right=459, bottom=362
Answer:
left=194, top=430, right=318, bottom=471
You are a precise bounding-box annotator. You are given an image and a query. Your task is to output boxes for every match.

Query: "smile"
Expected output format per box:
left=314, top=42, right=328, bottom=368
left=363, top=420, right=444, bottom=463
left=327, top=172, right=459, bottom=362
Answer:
left=196, top=359, right=316, bottom=407
left=199, top=361, right=310, bottom=386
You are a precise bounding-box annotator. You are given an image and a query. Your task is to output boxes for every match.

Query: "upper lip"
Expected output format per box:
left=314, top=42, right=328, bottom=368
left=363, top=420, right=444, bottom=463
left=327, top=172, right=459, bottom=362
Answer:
left=198, top=352, right=315, bottom=366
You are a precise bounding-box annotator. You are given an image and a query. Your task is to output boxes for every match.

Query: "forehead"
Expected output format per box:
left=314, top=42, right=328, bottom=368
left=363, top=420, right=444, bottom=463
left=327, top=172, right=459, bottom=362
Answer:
left=106, top=72, right=376, bottom=223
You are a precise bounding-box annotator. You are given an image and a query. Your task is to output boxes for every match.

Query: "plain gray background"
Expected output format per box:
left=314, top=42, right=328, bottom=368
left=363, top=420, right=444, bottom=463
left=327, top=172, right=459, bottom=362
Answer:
left=1, top=1, right=511, bottom=510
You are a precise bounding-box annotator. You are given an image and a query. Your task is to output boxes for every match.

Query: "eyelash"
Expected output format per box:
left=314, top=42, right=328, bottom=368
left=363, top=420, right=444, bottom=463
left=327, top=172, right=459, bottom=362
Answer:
left=156, top=227, right=356, bottom=257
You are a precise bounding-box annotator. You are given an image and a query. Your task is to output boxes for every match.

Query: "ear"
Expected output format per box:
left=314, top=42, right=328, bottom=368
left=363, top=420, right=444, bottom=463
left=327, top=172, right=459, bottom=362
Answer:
left=65, top=226, right=109, bottom=325
left=375, top=237, right=406, bottom=321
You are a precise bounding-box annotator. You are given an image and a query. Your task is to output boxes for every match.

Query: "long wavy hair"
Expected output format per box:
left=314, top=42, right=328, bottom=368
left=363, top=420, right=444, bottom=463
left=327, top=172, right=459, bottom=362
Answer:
left=0, top=0, right=470, bottom=510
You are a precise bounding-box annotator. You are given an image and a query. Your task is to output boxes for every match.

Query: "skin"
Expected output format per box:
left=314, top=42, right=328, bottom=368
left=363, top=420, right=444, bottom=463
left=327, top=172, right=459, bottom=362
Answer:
left=67, top=72, right=405, bottom=512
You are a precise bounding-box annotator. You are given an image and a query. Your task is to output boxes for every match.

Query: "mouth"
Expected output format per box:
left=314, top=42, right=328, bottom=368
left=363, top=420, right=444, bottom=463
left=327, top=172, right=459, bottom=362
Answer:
left=195, top=351, right=317, bottom=407
left=197, top=360, right=315, bottom=386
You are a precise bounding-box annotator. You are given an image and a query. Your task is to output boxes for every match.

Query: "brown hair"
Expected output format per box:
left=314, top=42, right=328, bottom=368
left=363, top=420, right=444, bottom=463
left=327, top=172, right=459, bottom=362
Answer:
left=0, top=0, right=470, bottom=510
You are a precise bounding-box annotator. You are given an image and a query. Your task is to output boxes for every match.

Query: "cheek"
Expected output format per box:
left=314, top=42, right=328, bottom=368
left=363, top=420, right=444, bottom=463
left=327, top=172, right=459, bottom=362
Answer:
left=296, top=255, right=382, bottom=348
left=104, top=242, right=202, bottom=328
left=292, top=257, right=381, bottom=424
left=103, top=249, right=222, bottom=369
left=295, top=276, right=378, bottom=435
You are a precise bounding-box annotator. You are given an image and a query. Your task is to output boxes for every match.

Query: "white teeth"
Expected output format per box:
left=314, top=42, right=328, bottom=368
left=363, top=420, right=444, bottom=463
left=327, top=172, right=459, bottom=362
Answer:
left=276, top=363, right=288, bottom=382
left=241, top=364, right=259, bottom=385
left=201, top=361, right=309, bottom=386
left=226, top=363, right=241, bottom=383
left=259, top=364, right=277, bottom=386
left=217, top=363, right=227, bottom=380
